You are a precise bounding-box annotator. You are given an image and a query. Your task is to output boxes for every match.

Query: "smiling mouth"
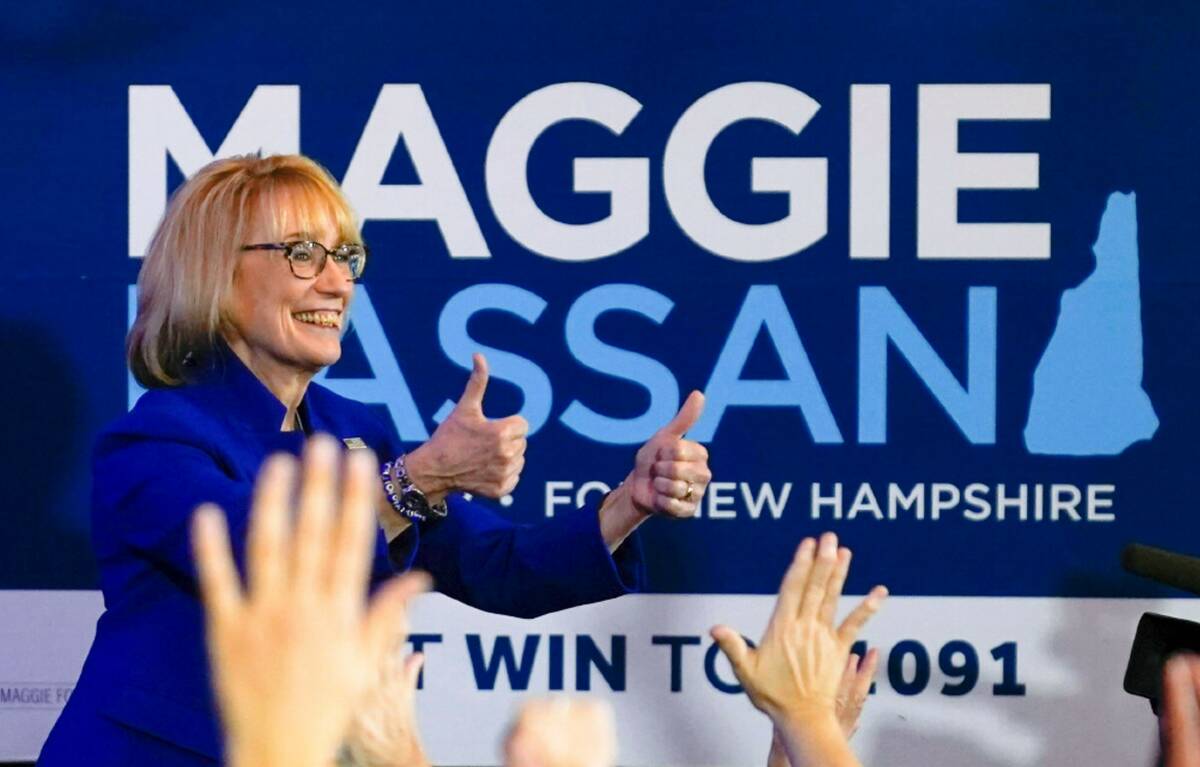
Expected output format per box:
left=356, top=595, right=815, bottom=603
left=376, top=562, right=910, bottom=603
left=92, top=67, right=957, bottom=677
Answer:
left=293, top=310, right=342, bottom=329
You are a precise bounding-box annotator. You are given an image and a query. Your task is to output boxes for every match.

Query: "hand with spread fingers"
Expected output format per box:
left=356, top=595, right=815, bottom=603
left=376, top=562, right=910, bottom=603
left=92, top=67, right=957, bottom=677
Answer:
left=504, top=697, right=617, bottom=767
left=711, top=532, right=887, bottom=767
left=406, top=353, right=529, bottom=503
left=598, top=390, right=712, bottom=550
left=342, top=643, right=431, bottom=767
left=191, top=436, right=431, bottom=767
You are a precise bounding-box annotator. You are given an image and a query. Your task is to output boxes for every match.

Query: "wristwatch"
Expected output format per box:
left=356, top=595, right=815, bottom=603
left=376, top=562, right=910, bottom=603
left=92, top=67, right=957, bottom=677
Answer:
left=382, top=454, right=449, bottom=522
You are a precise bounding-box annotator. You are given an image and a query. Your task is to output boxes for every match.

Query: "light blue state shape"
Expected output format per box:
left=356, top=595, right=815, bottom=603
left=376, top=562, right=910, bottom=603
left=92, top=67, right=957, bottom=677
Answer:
left=1024, top=191, right=1159, bottom=455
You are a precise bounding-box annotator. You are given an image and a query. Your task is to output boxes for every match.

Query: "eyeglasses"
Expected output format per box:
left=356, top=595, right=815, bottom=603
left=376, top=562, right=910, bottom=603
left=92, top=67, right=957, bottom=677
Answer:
left=240, top=240, right=368, bottom=280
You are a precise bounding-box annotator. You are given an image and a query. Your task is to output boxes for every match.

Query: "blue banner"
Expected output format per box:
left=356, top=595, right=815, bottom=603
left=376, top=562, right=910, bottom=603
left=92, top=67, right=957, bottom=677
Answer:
left=3, top=1, right=1198, bottom=602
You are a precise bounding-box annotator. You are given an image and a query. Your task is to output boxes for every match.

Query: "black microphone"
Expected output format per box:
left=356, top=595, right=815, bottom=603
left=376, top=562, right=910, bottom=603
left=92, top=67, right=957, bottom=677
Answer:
left=1122, top=543, right=1200, bottom=596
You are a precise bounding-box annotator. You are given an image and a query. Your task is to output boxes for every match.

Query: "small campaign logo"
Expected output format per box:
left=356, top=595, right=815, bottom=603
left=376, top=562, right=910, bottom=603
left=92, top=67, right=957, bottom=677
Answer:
left=0, top=682, right=73, bottom=709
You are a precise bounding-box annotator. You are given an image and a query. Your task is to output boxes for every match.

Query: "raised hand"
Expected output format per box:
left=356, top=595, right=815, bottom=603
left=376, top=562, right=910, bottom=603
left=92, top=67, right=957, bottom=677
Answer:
left=343, top=644, right=431, bottom=767
left=504, top=697, right=617, bottom=767
left=191, top=436, right=431, bottom=767
left=406, top=353, right=528, bottom=501
left=711, top=533, right=886, bottom=767
left=771, top=648, right=878, bottom=764
left=835, top=649, right=879, bottom=739
left=1163, top=654, right=1200, bottom=767
left=625, top=390, right=711, bottom=518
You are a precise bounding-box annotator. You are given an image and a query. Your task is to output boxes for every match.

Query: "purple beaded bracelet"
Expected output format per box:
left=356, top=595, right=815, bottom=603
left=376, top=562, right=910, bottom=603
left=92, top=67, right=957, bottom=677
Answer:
left=381, top=459, right=428, bottom=523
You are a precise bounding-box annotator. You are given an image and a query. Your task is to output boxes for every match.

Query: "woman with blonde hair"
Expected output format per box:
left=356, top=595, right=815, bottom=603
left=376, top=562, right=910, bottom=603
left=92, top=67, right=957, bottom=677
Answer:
left=38, top=154, right=712, bottom=765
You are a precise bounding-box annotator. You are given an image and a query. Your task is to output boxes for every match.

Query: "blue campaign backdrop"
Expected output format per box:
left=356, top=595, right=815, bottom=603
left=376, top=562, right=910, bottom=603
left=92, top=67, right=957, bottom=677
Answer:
left=2, top=1, right=1198, bottom=598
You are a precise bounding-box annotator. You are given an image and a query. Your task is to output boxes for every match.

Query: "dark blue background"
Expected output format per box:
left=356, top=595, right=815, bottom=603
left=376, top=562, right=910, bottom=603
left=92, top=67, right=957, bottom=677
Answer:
left=2, top=1, right=1197, bottom=597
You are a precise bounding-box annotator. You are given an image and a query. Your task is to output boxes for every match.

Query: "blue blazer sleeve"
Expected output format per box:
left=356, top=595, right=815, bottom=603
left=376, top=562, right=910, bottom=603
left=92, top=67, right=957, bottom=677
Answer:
left=388, top=495, right=645, bottom=618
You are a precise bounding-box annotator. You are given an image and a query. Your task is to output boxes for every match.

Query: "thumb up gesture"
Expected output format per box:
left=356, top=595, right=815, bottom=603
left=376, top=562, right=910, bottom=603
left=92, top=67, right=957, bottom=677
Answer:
left=405, top=354, right=529, bottom=502
left=623, top=391, right=711, bottom=519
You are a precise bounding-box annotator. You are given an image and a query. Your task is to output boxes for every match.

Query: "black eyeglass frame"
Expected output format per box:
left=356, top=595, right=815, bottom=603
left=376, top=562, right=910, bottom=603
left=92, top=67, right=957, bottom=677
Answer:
left=240, top=240, right=369, bottom=280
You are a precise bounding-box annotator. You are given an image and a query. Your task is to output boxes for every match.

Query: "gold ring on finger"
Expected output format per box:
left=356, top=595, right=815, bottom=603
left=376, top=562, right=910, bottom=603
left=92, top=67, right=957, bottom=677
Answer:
left=683, top=481, right=695, bottom=502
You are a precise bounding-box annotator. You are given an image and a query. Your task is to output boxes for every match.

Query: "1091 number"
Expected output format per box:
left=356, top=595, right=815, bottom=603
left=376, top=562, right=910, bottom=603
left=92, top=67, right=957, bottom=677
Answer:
left=853, top=640, right=1026, bottom=697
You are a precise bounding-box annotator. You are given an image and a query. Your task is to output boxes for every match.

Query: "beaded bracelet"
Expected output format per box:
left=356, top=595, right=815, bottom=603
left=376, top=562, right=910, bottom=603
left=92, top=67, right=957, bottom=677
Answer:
left=381, top=459, right=427, bottom=523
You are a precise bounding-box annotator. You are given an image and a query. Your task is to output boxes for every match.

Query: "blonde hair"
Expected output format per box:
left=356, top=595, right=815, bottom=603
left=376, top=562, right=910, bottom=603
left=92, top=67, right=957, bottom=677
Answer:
left=128, top=154, right=360, bottom=387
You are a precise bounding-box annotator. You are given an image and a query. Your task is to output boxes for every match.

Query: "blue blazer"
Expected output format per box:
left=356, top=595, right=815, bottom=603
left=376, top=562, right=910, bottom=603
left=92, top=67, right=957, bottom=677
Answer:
left=38, top=351, right=644, bottom=766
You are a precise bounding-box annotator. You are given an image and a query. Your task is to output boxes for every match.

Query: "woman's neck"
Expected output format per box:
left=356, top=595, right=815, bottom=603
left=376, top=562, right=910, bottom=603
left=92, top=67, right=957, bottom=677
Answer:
left=222, top=337, right=315, bottom=431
